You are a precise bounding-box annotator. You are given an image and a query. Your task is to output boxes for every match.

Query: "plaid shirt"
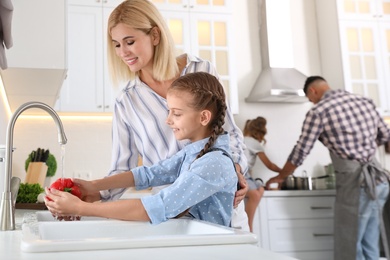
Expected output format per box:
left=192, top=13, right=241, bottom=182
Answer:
left=288, top=89, right=390, bottom=166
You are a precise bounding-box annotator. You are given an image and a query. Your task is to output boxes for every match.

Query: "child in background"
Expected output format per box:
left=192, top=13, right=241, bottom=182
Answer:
left=243, top=117, right=282, bottom=232
left=45, top=72, right=238, bottom=227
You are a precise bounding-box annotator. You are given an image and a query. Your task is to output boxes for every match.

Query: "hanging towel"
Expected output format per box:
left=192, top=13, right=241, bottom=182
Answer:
left=0, top=0, right=13, bottom=70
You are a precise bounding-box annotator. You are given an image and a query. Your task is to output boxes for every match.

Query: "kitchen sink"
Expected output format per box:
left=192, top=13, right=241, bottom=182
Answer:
left=21, top=212, right=258, bottom=252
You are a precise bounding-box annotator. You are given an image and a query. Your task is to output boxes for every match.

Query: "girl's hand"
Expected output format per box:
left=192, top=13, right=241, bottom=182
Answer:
left=44, top=187, right=83, bottom=219
left=72, top=178, right=101, bottom=202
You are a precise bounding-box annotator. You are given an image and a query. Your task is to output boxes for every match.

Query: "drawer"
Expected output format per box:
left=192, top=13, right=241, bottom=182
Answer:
left=269, top=218, right=334, bottom=252
left=266, top=197, right=335, bottom=219
left=284, top=250, right=334, bottom=260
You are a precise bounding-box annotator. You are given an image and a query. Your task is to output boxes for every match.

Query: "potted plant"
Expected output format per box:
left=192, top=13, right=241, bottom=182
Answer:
left=24, top=148, right=57, bottom=187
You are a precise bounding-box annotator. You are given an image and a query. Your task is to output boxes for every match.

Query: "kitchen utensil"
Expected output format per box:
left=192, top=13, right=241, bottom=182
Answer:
left=285, top=175, right=295, bottom=190
left=10, top=177, right=21, bottom=207
left=294, top=174, right=329, bottom=190
left=0, top=145, right=5, bottom=196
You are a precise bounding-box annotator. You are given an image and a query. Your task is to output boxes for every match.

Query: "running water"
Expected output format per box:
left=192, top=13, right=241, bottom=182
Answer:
left=60, top=144, right=66, bottom=184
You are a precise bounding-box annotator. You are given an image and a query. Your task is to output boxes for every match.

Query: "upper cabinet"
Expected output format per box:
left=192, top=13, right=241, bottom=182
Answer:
left=336, top=0, right=390, bottom=114
left=151, top=0, right=238, bottom=113
left=337, top=0, right=390, bottom=20
left=55, top=0, right=123, bottom=112
left=57, top=0, right=238, bottom=114
left=150, top=0, right=232, bottom=13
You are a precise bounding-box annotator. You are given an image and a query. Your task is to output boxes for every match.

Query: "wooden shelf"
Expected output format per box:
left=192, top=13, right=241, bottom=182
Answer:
left=15, top=203, right=47, bottom=210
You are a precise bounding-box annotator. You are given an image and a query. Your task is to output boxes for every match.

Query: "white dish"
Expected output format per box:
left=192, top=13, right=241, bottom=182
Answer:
left=21, top=217, right=257, bottom=252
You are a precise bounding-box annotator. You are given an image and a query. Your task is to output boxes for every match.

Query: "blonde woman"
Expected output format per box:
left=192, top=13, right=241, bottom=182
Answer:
left=72, top=0, right=248, bottom=230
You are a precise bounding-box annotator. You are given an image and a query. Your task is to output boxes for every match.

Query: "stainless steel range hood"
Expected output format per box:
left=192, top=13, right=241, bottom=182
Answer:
left=246, top=0, right=308, bottom=103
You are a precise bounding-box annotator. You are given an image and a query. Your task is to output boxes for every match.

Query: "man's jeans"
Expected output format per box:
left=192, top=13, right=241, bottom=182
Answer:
left=357, top=182, right=389, bottom=260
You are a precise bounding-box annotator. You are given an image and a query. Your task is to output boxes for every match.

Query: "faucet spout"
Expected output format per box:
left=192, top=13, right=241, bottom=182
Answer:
left=0, top=101, right=67, bottom=231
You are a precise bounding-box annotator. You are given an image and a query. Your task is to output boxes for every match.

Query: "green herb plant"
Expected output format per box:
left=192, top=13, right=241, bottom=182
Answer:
left=16, top=183, right=44, bottom=203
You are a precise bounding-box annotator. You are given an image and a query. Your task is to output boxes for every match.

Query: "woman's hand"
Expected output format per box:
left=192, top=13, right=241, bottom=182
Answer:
left=234, top=171, right=248, bottom=208
left=72, top=178, right=101, bottom=202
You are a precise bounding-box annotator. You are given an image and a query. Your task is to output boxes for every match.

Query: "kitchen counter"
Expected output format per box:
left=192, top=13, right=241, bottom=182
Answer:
left=263, top=189, right=336, bottom=197
left=0, top=209, right=298, bottom=260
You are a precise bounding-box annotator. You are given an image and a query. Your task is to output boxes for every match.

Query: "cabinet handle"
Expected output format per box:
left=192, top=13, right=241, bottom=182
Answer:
left=313, top=233, right=333, bottom=237
left=97, top=105, right=103, bottom=108
left=105, top=105, right=109, bottom=109
left=103, top=0, right=107, bottom=3
left=183, top=5, right=187, bottom=8
left=95, top=0, right=100, bottom=3
left=310, top=206, right=332, bottom=210
left=189, top=5, right=194, bottom=8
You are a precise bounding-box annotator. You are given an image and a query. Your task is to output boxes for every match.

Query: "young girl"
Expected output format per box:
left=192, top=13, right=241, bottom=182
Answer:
left=243, top=117, right=282, bottom=232
left=45, top=72, right=238, bottom=227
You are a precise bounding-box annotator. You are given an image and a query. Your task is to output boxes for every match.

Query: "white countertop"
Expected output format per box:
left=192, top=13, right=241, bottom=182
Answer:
left=264, top=189, right=336, bottom=197
left=1, top=209, right=298, bottom=260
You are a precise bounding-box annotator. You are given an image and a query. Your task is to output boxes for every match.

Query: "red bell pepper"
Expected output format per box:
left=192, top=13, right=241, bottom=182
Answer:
left=49, top=178, right=82, bottom=199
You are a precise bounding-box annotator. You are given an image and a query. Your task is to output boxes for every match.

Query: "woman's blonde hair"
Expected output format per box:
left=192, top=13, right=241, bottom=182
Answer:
left=107, top=0, right=179, bottom=85
left=243, top=117, right=267, bottom=143
left=168, top=72, right=227, bottom=159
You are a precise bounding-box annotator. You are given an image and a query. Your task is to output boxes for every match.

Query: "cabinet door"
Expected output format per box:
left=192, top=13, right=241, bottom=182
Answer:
left=160, top=10, right=192, bottom=56
left=337, top=0, right=390, bottom=21
left=265, top=197, right=335, bottom=219
left=103, top=4, right=123, bottom=112
left=338, top=20, right=389, bottom=113
left=67, top=0, right=101, bottom=7
left=151, top=0, right=232, bottom=13
left=104, top=0, right=125, bottom=8
left=189, top=12, right=238, bottom=113
left=57, top=5, right=105, bottom=112
left=268, top=219, right=334, bottom=252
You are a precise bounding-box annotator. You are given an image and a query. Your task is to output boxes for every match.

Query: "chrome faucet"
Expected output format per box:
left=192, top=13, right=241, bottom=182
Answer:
left=0, top=101, right=67, bottom=231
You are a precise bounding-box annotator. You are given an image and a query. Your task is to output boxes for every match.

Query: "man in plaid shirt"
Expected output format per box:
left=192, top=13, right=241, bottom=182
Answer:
left=266, top=76, right=390, bottom=260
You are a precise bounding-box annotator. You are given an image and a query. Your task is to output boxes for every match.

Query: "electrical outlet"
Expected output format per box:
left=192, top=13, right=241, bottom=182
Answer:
left=73, top=171, right=92, bottom=180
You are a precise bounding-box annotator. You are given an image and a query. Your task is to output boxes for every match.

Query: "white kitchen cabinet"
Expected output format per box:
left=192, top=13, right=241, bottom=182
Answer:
left=150, top=0, right=232, bottom=13
left=56, top=0, right=123, bottom=112
left=336, top=0, right=390, bottom=115
left=151, top=0, right=238, bottom=113
left=257, top=190, right=336, bottom=260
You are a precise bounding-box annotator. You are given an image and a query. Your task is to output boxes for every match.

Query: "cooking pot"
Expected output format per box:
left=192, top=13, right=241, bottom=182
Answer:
left=283, top=174, right=329, bottom=190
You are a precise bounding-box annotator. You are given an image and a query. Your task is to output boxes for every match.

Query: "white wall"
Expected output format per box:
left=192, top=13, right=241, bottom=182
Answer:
left=6, top=0, right=335, bottom=186
left=0, top=79, right=10, bottom=145
left=10, top=117, right=113, bottom=183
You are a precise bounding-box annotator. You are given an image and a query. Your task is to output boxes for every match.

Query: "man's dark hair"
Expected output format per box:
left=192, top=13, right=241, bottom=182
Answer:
left=303, top=76, right=326, bottom=94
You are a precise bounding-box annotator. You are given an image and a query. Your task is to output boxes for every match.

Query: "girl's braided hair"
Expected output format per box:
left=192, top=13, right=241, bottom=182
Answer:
left=168, top=72, right=227, bottom=159
left=243, top=117, right=267, bottom=144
